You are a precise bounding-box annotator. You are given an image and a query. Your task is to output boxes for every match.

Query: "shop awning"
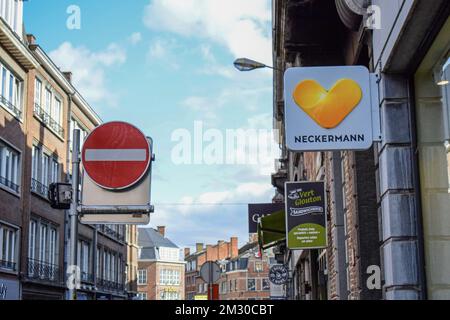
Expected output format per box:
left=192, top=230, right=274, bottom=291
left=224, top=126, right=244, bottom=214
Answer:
left=257, top=209, right=286, bottom=250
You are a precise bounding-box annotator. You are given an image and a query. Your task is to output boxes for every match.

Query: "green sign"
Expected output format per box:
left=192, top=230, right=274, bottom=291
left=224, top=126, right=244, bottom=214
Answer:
left=285, top=181, right=327, bottom=249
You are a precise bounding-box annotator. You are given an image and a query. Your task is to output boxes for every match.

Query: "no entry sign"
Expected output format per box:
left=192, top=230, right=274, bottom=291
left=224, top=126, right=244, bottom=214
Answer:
left=81, top=121, right=151, bottom=190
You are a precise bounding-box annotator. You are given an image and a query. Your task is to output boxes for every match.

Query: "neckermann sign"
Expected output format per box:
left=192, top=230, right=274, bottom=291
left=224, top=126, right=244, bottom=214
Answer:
left=284, top=66, right=381, bottom=151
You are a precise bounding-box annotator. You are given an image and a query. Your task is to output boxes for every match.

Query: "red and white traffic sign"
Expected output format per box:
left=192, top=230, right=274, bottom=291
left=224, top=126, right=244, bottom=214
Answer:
left=81, top=121, right=151, bottom=190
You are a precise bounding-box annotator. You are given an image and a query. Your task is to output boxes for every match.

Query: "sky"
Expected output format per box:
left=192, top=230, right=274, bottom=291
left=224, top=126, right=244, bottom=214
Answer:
left=24, top=0, right=277, bottom=249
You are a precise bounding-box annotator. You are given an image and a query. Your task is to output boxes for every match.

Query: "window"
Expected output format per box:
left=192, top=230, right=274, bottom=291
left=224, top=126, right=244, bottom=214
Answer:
left=77, top=240, right=90, bottom=281
left=28, top=217, right=58, bottom=280
left=44, top=88, right=52, bottom=115
left=33, top=78, right=64, bottom=137
left=0, top=0, right=22, bottom=34
left=138, top=269, right=147, bottom=285
left=160, top=269, right=180, bottom=285
left=220, top=282, right=227, bottom=294
left=262, top=279, right=270, bottom=291
left=41, top=153, right=49, bottom=188
left=96, top=247, right=101, bottom=279
left=28, top=220, right=36, bottom=260
left=247, top=279, right=256, bottom=291
left=34, top=78, right=42, bottom=107
left=0, top=62, right=22, bottom=118
left=159, top=247, right=181, bottom=261
left=137, top=292, right=147, bottom=300
left=53, top=97, right=62, bottom=126
left=254, top=261, right=263, bottom=272
left=0, top=222, right=18, bottom=271
left=31, top=144, right=59, bottom=197
left=51, top=158, right=59, bottom=183
left=1, top=67, right=6, bottom=97
left=0, top=140, right=20, bottom=193
left=160, top=291, right=180, bottom=300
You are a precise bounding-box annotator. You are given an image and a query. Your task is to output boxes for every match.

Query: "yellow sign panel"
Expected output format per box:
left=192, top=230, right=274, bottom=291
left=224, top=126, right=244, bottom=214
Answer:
left=194, top=295, right=208, bottom=300
left=293, top=79, right=363, bottom=129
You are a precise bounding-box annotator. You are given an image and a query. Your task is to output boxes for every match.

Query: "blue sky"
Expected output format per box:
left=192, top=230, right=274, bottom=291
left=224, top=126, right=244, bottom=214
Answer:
left=25, top=0, right=276, bottom=248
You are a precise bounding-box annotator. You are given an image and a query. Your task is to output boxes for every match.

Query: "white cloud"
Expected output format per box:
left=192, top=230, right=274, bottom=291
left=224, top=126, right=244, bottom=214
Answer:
left=143, top=0, right=272, bottom=65
left=147, top=38, right=180, bottom=69
left=197, top=44, right=234, bottom=78
left=149, top=181, right=274, bottom=246
left=49, top=42, right=126, bottom=107
left=129, top=32, right=142, bottom=45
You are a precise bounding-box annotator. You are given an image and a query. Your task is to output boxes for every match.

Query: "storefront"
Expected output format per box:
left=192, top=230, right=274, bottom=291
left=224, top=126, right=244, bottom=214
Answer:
left=414, top=16, right=450, bottom=300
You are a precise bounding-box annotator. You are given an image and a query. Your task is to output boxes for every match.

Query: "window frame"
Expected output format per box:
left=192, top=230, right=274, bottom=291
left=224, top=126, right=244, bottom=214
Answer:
left=0, top=220, right=20, bottom=273
left=138, top=269, right=147, bottom=285
left=0, top=138, right=21, bottom=195
left=0, top=61, right=23, bottom=119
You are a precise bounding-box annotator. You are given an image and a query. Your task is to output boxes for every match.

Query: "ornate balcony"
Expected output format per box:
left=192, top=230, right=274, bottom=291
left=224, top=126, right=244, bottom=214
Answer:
left=31, top=178, right=49, bottom=198
left=0, top=175, right=19, bottom=193
left=27, top=258, right=61, bottom=284
left=33, top=103, right=64, bottom=137
left=0, top=259, right=16, bottom=271
left=0, top=94, right=22, bottom=118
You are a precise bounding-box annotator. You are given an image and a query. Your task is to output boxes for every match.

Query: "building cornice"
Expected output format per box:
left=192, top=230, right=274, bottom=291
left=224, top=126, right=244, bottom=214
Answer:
left=0, top=17, right=39, bottom=70
left=29, top=45, right=74, bottom=94
left=29, top=44, right=103, bottom=126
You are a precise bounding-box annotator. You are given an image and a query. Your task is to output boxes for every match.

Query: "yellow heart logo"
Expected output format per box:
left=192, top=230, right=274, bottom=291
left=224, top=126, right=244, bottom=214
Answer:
left=293, top=79, right=363, bottom=129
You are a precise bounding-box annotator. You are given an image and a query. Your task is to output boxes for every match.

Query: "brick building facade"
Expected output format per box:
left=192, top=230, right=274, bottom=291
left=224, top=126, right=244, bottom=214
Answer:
left=0, top=2, right=138, bottom=300
left=218, top=242, right=271, bottom=300
left=269, top=0, right=450, bottom=300
left=137, top=227, right=185, bottom=300
left=270, top=0, right=381, bottom=300
left=184, top=237, right=238, bottom=300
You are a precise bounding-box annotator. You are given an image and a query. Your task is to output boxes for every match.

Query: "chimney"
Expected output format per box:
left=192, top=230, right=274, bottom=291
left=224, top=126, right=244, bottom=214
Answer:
left=26, top=34, right=36, bottom=45
left=196, top=243, right=204, bottom=253
left=206, top=244, right=214, bottom=261
left=157, top=226, right=165, bottom=237
left=184, top=248, right=190, bottom=257
left=230, top=237, right=238, bottom=258
left=62, top=71, right=72, bottom=83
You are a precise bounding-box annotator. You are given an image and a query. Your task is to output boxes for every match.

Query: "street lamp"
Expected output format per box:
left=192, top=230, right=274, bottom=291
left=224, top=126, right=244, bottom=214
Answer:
left=233, top=58, right=276, bottom=72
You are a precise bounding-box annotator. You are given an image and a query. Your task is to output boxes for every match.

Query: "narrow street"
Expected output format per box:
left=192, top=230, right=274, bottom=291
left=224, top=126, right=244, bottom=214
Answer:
left=0, top=0, right=450, bottom=310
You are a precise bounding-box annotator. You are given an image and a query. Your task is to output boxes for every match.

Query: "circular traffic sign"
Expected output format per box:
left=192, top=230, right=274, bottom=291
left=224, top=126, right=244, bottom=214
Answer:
left=81, top=121, right=151, bottom=190
left=200, top=262, right=221, bottom=283
left=269, top=265, right=288, bottom=285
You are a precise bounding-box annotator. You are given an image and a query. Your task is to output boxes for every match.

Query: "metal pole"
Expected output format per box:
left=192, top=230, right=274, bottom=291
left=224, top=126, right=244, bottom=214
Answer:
left=209, top=262, right=213, bottom=300
left=68, top=129, right=81, bottom=300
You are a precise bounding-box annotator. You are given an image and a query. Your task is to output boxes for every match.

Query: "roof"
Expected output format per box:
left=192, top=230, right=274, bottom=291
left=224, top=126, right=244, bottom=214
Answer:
left=138, top=228, right=178, bottom=249
left=139, top=247, right=156, bottom=260
left=238, top=241, right=258, bottom=255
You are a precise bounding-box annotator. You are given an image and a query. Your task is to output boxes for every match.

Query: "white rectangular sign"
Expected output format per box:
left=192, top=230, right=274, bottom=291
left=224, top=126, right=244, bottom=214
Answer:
left=284, top=66, right=375, bottom=151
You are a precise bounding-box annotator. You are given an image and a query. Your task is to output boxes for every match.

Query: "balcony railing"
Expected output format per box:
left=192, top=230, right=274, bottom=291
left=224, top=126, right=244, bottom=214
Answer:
left=0, top=94, right=22, bottom=118
left=0, top=259, right=16, bottom=271
left=31, top=178, right=49, bottom=198
left=0, top=175, right=19, bottom=193
left=97, top=278, right=124, bottom=292
left=27, top=258, right=61, bottom=284
left=33, top=103, right=64, bottom=137
left=98, top=225, right=125, bottom=242
left=81, top=271, right=94, bottom=283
